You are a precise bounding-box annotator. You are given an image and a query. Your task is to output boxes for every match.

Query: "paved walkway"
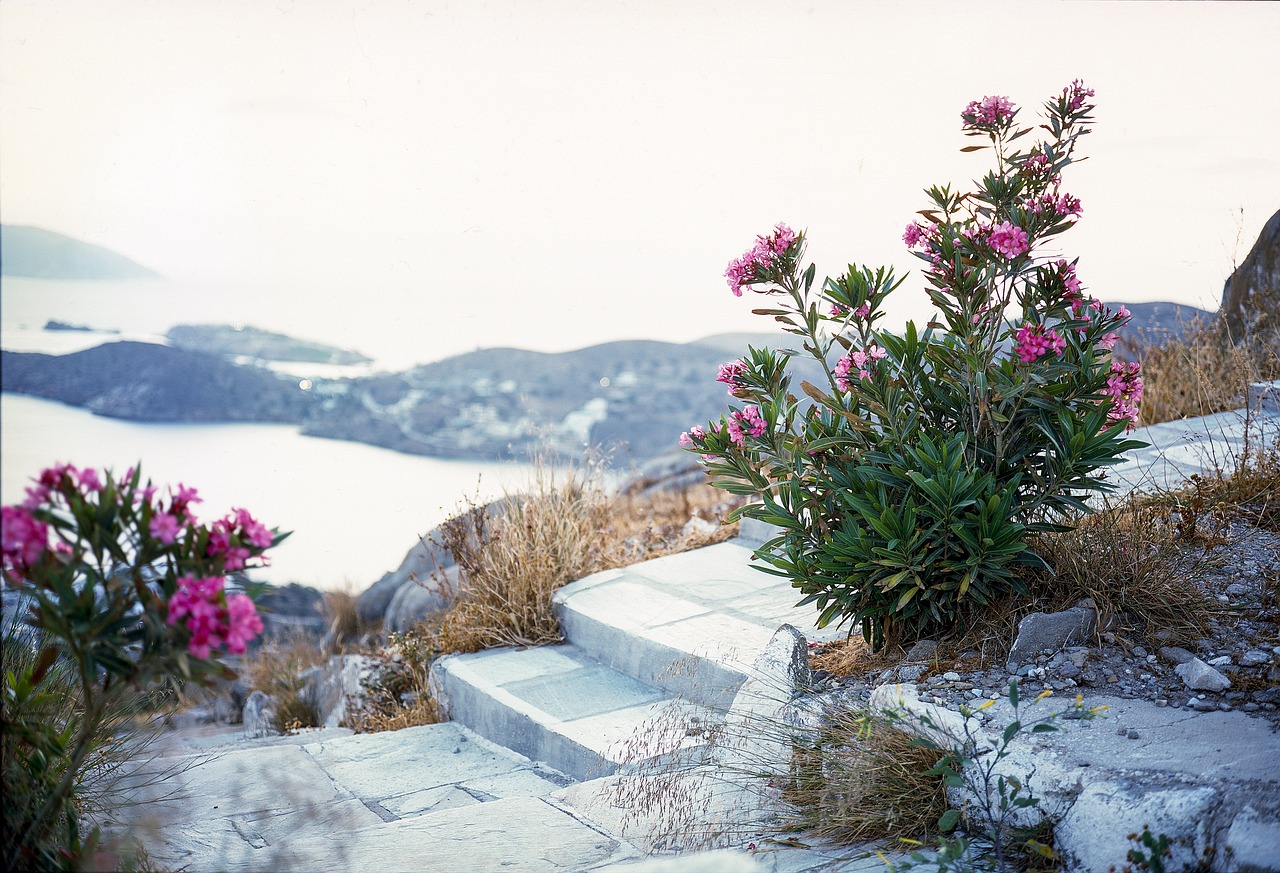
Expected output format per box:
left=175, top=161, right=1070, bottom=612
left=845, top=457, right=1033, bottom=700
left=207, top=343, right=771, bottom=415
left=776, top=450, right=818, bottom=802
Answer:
left=106, top=389, right=1280, bottom=872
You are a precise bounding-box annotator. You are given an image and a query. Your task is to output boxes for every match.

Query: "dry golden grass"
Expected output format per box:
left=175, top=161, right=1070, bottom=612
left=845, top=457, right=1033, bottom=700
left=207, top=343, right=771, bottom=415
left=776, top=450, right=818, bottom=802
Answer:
left=240, top=631, right=327, bottom=731
left=321, top=584, right=365, bottom=652
left=349, top=631, right=441, bottom=733
left=428, top=460, right=746, bottom=654
left=1130, top=318, right=1279, bottom=427
left=782, top=707, right=947, bottom=845
left=810, top=636, right=905, bottom=678
left=1021, top=495, right=1219, bottom=645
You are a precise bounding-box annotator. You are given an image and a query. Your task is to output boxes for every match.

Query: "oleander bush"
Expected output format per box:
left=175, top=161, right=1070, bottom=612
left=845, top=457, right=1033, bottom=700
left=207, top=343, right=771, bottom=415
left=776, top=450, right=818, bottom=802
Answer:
left=683, top=82, right=1146, bottom=649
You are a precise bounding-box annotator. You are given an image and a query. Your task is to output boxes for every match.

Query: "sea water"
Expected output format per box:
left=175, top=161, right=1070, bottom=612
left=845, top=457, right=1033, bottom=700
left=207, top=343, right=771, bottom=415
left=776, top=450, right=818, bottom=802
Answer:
left=1, top=394, right=534, bottom=591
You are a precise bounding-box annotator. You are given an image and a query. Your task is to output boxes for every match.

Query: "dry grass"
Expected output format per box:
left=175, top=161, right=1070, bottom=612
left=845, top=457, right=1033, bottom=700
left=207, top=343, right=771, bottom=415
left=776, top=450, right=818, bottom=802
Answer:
left=321, top=584, right=365, bottom=652
left=428, top=459, right=746, bottom=655
left=1130, top=317, right=1279, bottom=427
left=349, top=631, right=441, bottom=733
left=810, top=636, right=905, bottom=678
left=240, top=631, right=327, bottom=731
left=782, top=707, right=947, bottom=845
left=1020, top=495, right=1220, bottom=644
left=431, top=460, right=618, bottom=652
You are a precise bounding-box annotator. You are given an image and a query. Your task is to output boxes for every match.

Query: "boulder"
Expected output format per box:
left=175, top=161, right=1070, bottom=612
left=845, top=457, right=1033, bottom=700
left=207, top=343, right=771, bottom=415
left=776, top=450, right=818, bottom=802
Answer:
left=385, top=564, right=460, bottom=634
left=1006, top=607, right=1097, bottom=672
left=1220, top=208, right=1280, bottom=343
left=242, top=690, right=279, bottom=738
left=1175, top=657, right=1232, bottom=693
left=301, top=654, right=380, bottom=728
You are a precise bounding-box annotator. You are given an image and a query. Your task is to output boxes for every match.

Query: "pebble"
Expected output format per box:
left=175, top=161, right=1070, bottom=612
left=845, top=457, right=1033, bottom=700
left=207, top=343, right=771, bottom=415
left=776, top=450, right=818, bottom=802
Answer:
left=1131, top=646, right=1148, bottom=658
left=942, top=671, right=961, bottom=682
left=1208, top=655, right=1232, bottom=667
left=1240, top=651, right=1272, bottom=667
left=1189, top=698, right=1218, bottom=712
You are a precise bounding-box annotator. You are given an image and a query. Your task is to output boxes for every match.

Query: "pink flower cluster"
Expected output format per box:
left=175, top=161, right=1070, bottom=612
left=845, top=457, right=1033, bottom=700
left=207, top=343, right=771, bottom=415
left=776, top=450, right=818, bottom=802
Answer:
left=834, top=344, right=888, bottom=390
left=716, top=360, right=751, bottom=398
left=1014, top=323, right=1067, bottom=363
left=2, top=505, right=49, bottom=582
left=1028, top=191, right=1083, bottom=218
left=1103, top=360, right=1143, bottom=427
left=725, top=223, right=798, bottom=296
left=903, top=222, right=925, bottom=248
left=1063, top=79, right=1095, bottom=112
left=988, top=221, right=1030, bottom=259
left=961, top=94, right=1016, bottom=128
left=726, top=406, right=767, bottom=446
left=167, top=574, right=264, bottom=658
left=208, top=508, right=273, bottom=571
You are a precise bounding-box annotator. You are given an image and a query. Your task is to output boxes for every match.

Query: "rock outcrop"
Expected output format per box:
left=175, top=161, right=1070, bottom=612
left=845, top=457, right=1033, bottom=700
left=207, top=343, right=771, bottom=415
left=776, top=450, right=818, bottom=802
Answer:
left=1221, top=208, right=1280, bottom=342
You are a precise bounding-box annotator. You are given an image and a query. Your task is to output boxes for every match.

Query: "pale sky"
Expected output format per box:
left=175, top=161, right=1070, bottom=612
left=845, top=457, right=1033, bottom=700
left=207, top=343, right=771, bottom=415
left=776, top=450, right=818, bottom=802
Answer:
left=2, top=0, right=1278, bottom=363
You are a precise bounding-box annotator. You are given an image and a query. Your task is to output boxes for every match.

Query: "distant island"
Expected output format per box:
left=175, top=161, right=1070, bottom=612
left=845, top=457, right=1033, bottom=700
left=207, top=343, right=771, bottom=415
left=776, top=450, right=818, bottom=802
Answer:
left=0, top=303, right=1207, bottom=464
left=166, top=324, right=372, bottom=366
left=44, top=320, right=116, bottom=333
left=1, top=225, right=159, bottom=280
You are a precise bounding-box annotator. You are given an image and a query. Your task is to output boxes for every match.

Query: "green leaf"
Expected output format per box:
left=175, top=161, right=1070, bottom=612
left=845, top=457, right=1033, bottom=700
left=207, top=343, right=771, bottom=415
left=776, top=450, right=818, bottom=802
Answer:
left=937, top=809, right=961, bottom=832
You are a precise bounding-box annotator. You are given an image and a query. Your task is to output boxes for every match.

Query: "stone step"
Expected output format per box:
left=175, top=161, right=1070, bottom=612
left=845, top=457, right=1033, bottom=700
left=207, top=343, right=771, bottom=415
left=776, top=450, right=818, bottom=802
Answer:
left=554, top=539, right=847, bottom=710
left=429, top=643, right=712, bottom=782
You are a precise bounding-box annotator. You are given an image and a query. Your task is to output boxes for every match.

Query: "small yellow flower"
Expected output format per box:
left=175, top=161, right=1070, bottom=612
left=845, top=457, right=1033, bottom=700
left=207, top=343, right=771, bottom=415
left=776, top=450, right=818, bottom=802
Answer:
left=976, top=699, right=995, bottom=711
left=1035, top=689, right=1053, bottom=702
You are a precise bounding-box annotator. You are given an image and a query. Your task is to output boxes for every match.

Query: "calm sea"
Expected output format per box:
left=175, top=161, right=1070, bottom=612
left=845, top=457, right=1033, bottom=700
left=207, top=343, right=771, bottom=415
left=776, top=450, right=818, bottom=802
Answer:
left=0, top=394, right=534, bottom=592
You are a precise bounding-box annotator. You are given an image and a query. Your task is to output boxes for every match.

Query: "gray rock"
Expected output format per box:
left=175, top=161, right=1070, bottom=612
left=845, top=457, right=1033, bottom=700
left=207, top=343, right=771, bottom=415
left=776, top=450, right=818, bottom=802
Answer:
left=242, top=690, right=279, bottom=738
left=1006, top=607, right=1096, bottom=672
left=302, top=654, right=380, bottom=728
left=213, top=679, right=250, bottom=724
left=905, top=639, right=939, bottom=662
left=1240, top=650, right=1273, bottom=667
left=1176, top=657, right=1232, bottom=693
left=1159, top=646, right=1196, bottom=665
left=385, top=565, right=460, bottom=634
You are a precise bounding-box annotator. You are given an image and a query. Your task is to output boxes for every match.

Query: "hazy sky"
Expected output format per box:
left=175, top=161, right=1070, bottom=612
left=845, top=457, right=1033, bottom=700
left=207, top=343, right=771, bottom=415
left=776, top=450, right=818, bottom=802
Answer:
left=3, top=0, right=1278, bottom=361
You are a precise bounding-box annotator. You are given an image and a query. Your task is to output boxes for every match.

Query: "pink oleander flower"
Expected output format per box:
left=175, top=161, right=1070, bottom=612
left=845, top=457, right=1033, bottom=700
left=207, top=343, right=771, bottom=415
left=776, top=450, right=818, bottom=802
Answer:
left=2, top=505, right=49, bottom=580
left=149, top=512, right=181, bottom=545
left=829, top=302, right=848, bottom=317
left=1099, top=332, right=1119, bottom=350
left=168, top=575, right=224, bottom=658
left=835, top=344, right=887, bottom=390
left=962, top=94, right=1016, bottom=128
left=903, top=222, right=925, bottom=248
left=679, top=425, right=707, bottom=449
left=233, top=508, right=273, bottom=549
left=726, top=406, right=767, bottom=446
left=1014, top=324, right=1066, bottom=363
left=716, top=360, right=751, bottom=398
left=77, top=467, right=103, bottom=492
left=225, top=593, right=264, bottom=654
left=988, top=221, right=1029, bottom=259
left=854, top=303, right=871, bottom=320
left=1063, top=78, right=1095, bottom=112
left=1102, top=360, right=1143, bottom=428
left=725, top=223, right=798, bottom=296
left=223, top=546, right=251, bottom=572
left=21, top=483, right=51, bottom=511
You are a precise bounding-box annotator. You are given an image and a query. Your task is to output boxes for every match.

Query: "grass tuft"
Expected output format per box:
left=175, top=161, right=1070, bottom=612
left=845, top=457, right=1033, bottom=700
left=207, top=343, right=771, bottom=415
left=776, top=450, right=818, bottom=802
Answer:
left=782, top=706, right=947, bottom=845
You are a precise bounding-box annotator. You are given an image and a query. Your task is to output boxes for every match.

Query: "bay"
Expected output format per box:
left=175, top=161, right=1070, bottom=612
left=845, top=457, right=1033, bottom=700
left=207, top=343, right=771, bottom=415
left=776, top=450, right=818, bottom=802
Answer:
left=1, top=394, right=535, bottom=592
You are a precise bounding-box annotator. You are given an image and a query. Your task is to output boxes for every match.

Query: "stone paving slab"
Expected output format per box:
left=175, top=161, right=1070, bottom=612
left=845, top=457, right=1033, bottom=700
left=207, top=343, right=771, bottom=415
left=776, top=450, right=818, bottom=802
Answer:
left=108, top=722, right=576, bottom=871
left=431, top=644, right=704, bottom=781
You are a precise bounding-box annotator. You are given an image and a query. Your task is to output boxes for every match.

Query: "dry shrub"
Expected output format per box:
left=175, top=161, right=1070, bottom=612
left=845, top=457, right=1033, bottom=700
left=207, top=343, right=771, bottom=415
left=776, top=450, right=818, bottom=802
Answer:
left=783, top=707, right=947, bottom=845
left=1131, top=317, right=1279, bottom=426
left=1020, top=495, right=1219, bottom=644
left=321, top=585, right=365, bottom=652
left=241, top=631, right=327, bottom=731
left=432, top=460, right=618, bottom=652
left=430, top=458, right=747, bottom=655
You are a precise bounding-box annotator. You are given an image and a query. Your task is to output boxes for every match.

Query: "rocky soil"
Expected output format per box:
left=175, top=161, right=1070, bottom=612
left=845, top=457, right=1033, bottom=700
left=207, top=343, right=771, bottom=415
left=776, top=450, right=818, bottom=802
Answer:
left=810, top=515, right=1280, bottom=726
